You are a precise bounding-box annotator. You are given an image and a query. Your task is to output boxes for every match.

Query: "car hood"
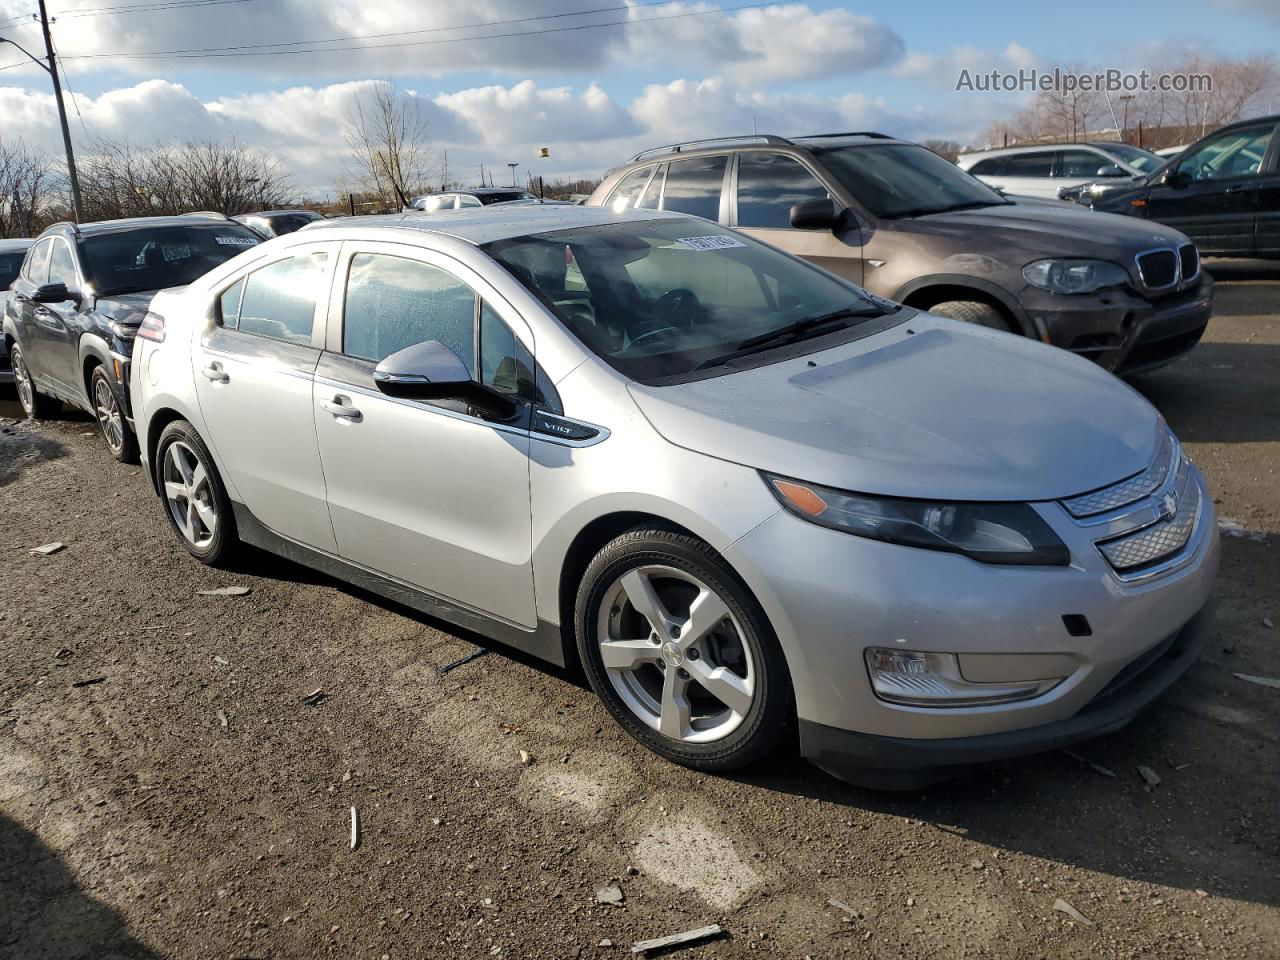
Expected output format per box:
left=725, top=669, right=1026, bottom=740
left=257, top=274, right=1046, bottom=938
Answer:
left=898, top=199, right=1185, bottom=256
left=628, top=314, right=1162, bottom=503
left=92, top=289, right=174, bottom=326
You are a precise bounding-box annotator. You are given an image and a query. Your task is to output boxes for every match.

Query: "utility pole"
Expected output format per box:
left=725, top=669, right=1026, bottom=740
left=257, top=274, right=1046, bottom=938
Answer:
left=36, top=0, right=84, bottom=221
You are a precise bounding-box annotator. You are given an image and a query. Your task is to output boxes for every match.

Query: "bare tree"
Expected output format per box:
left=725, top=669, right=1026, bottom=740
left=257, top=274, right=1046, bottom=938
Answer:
left=0, top=138, right=54, bottom=237
left=344, top=82, right=433, bottom=209
left=920, top=139, right=964, bottom=163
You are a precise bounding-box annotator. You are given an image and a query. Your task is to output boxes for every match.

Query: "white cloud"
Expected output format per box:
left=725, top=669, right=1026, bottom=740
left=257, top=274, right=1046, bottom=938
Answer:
left=894, top=42, right=1043, bottom=85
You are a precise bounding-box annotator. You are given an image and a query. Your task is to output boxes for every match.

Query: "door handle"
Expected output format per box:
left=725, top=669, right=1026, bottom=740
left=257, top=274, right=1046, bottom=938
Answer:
left=322, top=396, right=362, bottom=421
left=201, top=363, right=230, bottom=383
left=1224, top=183, right=1249, bottom=193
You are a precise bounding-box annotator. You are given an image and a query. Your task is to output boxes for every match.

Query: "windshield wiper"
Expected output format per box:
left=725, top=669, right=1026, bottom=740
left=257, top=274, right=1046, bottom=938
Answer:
left=690, top=305, right=880, bottom=372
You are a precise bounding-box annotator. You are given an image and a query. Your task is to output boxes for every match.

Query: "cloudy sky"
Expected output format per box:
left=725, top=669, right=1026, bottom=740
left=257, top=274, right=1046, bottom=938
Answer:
left=0, top=0, right=1277, bottom=197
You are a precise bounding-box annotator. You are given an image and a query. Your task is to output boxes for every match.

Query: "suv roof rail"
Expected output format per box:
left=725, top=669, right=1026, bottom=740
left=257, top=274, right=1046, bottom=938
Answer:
left=794, top=131, right=894, bottom=141
left=630, top=134, right=792, bottom=162
left=183, top=210, right=238, bottom=222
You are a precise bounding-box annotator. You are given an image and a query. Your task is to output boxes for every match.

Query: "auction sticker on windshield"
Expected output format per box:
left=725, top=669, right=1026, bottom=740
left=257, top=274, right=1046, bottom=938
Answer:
left=674, top=235, right=746, bottom=251
left=215, top=235, right=260, bottom=246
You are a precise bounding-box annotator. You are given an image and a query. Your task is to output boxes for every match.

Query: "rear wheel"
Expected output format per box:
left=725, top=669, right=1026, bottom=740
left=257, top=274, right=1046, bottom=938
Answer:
left=91, top=366, right=139, bottom=464
left=927, top=299, right=1013, bottom=332
left=575, top=528, right=793, bottom=772
left=10, top=344, right=59, bottom=419
left=156, top=419, right=238, bottom=565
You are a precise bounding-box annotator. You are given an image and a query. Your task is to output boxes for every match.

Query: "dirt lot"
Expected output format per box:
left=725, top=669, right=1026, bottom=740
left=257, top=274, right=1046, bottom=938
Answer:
left=2, top=261, right=1278, bottom=960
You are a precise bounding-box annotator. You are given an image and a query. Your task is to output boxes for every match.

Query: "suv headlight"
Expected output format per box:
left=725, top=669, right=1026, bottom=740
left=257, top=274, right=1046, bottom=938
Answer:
left=764, top=474, right=1069, bottom=566
left=1023, top=258, right=1129, bottom=295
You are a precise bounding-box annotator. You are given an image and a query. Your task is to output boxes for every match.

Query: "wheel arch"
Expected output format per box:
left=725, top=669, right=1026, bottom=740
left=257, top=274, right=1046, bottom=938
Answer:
left=77, top=334, right=115, bottom=410
left=894, top=274, right=1034, bottom=337
left=144, top=405, right=192, bottom=492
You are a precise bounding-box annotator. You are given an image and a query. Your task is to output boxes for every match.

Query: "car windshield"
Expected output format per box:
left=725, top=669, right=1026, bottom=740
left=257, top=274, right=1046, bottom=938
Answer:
left=479, top=191, right=536, bottom=204
left=0, top=251, right=26, bottom=289
left=81, top=224, right=261, bottom=296
left=813, top=143, right=1009, bottom=218
left=483, top=217, right=885, bottom=381
left=1097, top=143, right=1162, bottom=172
left=266, top=213, right=321, bottom=234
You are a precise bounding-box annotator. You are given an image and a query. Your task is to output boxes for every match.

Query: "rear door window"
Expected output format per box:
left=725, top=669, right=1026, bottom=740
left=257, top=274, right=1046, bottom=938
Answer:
left=1003, top=152, right=1055, bottom=177
left=736, top=153, right=830, bottom=229
left=660, top=155, right=727, bottom=221
left=968, top=157, right=1007, bottom=176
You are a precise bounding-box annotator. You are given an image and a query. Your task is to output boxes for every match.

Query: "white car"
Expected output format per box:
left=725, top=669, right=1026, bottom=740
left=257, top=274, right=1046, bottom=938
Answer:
left=956, top=142, right=1165, bottom=200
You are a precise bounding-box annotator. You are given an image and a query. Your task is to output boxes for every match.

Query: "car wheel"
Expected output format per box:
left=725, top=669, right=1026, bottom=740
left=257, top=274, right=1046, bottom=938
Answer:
left=90, top=366, right=140, bottom=464
left=575, top=527, right=793, bottom=772
left=928, top=299, right=1013, bottom=332
left=156, top=419, right=238, bottom=565
left=10, top=344, right=59, bottom=419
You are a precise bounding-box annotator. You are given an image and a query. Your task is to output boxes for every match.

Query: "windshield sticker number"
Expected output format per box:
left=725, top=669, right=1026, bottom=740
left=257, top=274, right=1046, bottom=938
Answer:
left=674, top=235, right=746, bottom=251
left=215, top=235, right=260, bottom=247
left=161, top=244, right=191, bottom=261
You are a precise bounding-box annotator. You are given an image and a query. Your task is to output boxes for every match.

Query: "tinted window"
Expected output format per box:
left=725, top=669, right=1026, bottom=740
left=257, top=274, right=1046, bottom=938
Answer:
left=47, top=240, right=78, bottom=287
left=343, top=253, right=476, bottom=371
left=1096, top=142, right=1162, bottom=172
left=607, top=167, right=656, bottom=213
left=737, top=153, right=830, bottom=229
left=479, top=301, right=537, bottom=400
left=1177, top=124, right=1274, bottom=181
left=1058, top=150, right=1108, bottom=178
left=0, top=251, right=25, bottom=289
left=816, top=144, right=1007, bottom=218
left=968, top=157, right=1007, bottom=176
left=81, top=225, right=260, bottom=295
left=235, top=252, right=327, bottom=345
left=1003, top=152, right=1055, bottom=177
left=484, top=218, right=883, bottom=381
left=24, top=239, right=53, bottom=283
left=459, top=195, right=483, bottom=207
left=660, top=156, right=726, bottom=221
left=265, top=213, right=322, bottom=235
left=477, top=191, right=535, bottom=205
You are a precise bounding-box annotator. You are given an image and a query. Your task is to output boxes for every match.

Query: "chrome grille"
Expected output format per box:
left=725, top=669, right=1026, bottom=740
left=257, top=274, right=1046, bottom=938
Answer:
left=1178, top=243, right=1199, bottom=284
left=1137, top=249, right=1177, bottom=289
left=1061, top=428, right=1175, bottom=519
left=1097, top=459, right=1200, bottom=572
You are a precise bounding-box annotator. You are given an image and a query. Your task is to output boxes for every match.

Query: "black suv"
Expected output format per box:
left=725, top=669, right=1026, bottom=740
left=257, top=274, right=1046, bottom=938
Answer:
left=1083, top=114, right=1279, bottom=258
left=3, top=215, right=261, bottom=461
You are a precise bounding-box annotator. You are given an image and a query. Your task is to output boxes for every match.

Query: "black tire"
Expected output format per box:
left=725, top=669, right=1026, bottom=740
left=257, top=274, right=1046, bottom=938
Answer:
left=90, top=366, right=140, bottom=464
left=10, top=344, right=59, bottom=419
left=155, top=419, right=239, bottom=566
left=575, top=527, right=794, bottom=773
left=927, top=299, right=1013, bottom=332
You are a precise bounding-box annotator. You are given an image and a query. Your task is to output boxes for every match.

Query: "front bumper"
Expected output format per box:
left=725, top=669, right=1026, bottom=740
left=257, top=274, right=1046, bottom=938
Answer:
left=799, top=601, right=1212, bottom=789
left=1022, top=273, right=1213, bottom=374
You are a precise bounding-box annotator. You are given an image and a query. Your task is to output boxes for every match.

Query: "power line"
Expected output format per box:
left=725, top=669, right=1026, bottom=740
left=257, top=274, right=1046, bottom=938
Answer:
left=53, top=0, right=261, bottom=17
left=61, top=0, right=777, bottom=61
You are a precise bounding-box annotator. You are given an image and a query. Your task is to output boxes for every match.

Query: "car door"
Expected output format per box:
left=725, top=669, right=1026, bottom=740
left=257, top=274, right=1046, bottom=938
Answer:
left=37, top=237, right=87, bottom=398
left=993, top=151, right=1057, bottom=197
left=1144, top=122, right=1275, bottom=255
left=193, top=243, right=339, bottom=552
left=11, top=238, right=53, bottom=383
left=730, top=151, right=862, bottom=284
left=1249, top=130, right=1280, bottom=257
left=312, top=241, right=538, bottom=628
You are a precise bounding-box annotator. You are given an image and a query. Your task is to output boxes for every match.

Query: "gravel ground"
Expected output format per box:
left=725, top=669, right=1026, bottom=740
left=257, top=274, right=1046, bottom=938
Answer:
left=1, top=262, right=1277, bottom=960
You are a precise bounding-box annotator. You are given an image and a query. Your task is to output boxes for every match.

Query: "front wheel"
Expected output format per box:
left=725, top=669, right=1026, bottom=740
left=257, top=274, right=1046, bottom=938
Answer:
left=91, top=366, right=139, bottom=464
left=156, top=419, right=238, bottom=566
left=575, top=528, right=793, bottom=772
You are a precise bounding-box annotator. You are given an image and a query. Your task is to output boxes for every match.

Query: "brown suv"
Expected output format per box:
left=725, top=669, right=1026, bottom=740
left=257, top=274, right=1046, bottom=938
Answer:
left=587, top=133, right=1214, bottom=374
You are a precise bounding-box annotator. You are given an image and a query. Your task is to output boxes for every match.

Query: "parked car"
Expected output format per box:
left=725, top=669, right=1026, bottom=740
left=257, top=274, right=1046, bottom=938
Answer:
left=2, top=216, right=262, bottom=461
left=234, top=209, right=324, bottom=239
left=410, top=188, right=539, bottom=212
left=588, top=133, right=1214, bottom=374
left=956, top=142, right=1164, bottom=199
left=0, top=237, right=33, bottom=386
left=130, top=205, right=1217, bottom=788
left=1155, top=144, right=1189, bottom=158
left=1079, top=115, right=1279, bottom=259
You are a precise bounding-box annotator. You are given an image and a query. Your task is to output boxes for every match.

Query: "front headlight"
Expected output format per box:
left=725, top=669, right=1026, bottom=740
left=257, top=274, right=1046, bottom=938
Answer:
left=1022, top=258, right=1129, bottom=295
left=764, top=474, right=1069, bottom=566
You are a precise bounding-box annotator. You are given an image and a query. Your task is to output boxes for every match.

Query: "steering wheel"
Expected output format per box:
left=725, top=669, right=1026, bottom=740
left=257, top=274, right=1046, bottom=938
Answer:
left=627, top=324, right=682, bottom=349
left=654, top=287, right=704, bottom=327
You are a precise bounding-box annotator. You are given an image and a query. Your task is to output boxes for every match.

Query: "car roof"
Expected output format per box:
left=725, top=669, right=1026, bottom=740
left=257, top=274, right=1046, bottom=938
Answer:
left=304, top=205, right=687, bottom=245
left=0, top=237, right=33, bottom=251
left=958, top=143, right=1094, bottom=161
left=41, top=215, right=258, bottom=238
left=239, top=209, right=321, bottom=219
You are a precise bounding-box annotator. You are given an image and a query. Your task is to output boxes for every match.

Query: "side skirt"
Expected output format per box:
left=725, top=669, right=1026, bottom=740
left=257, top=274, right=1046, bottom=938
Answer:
left=232, top=503, right=567, bottom=667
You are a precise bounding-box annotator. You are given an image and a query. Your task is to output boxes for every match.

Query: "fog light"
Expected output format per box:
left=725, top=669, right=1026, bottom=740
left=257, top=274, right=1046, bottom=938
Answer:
left=864, top=648, right=1062, bottom=708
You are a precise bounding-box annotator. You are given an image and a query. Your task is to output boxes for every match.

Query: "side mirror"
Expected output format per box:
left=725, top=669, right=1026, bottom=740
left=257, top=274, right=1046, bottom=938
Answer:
left=32, top=282, right=79, bottom=304
left=373, top=340, right=517, bottom=420
left=790, top=197, right=842, bottom=231
left=1095, top=164, right=1125, bottom=178
left=1159, top=167, right=1188, bottom=188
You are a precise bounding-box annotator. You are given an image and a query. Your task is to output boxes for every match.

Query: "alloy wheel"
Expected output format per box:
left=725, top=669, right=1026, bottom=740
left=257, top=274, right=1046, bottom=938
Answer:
left=163, top=440, right=218, bottom=547
left=596, top=564, right=756, bottom=743
left=12, top=349, right=34, bottom=415
left=93, top=375, right=125, bottom=454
